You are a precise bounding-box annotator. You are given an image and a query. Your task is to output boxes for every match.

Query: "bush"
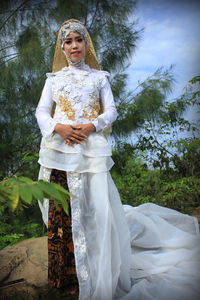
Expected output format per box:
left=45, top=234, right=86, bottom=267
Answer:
left=111, top=144, right=200, bottom=215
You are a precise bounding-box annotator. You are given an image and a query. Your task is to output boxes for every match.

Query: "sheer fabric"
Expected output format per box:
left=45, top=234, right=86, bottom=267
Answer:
left=38, top=167, right=200, bottom=300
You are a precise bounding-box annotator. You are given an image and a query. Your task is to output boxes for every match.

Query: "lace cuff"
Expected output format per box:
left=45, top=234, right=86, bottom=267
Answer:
left=42, top=119, right=58, bottom=139
left=91, top=117, right=109, bottom=133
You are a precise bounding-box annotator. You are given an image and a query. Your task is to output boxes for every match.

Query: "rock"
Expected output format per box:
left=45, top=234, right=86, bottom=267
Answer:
left=0, top=236, right=78, bottom=300
left=0, top=245, right=27, bottom=283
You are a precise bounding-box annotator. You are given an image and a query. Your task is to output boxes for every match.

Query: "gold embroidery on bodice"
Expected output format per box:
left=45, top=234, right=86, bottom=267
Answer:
left=83, top=99, right=100, bottom=121
left=59, top=95, right=76, bottom=121
left=58, top=94, right=100, bottom=122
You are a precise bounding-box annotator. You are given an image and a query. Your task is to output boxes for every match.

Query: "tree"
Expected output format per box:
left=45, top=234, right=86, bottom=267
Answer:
left=135, top=76, right=200, bottom=178
left=0, top=0, right=141, bottom=179
left=110, top=76, right=200, bottom=214
left=112, top=65, right=174, bottom=138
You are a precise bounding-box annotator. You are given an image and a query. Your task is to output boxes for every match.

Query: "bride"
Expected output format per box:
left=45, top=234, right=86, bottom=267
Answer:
left=35, top=19, right=200, bottom=300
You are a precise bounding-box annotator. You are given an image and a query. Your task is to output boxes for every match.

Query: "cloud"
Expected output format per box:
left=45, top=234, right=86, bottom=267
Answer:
left=127, top=0, right=200, bottom=99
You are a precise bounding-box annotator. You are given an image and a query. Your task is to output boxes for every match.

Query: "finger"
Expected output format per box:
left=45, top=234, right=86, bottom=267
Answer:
left=70, top=137, right=83, bottom=144
left=65, top=139, right=70, bottom=144
left=71, top=135, right=86, bottom=141
left=71, top=125, right=81, bottom=130
left=65, top=138, right=75, bottom=146
left=65, top=140, right=75, bottom=147
left=72, top=133, right=87, bottom=139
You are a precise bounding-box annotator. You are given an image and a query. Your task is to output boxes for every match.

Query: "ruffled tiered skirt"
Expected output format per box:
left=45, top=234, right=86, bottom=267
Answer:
left=38, top=132, right=200, bottom=300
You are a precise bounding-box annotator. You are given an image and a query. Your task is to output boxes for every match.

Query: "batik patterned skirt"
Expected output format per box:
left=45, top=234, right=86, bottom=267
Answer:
left=48, top=169, right=79, bottom=291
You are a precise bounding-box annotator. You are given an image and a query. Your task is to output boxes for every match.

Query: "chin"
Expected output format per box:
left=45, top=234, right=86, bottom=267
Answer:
left=72, top=59, right=83, bottom=63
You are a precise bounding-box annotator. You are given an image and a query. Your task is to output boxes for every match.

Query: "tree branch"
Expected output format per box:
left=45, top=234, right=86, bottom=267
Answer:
left=0, top=0, right=30, bottom=32
left=88, top=0, right=100, bottom=30
left=0, top=53, right=19, bottom=61
left=0, top=55, right=19, bottom=67
left=0, top=44, right=16, bottom=52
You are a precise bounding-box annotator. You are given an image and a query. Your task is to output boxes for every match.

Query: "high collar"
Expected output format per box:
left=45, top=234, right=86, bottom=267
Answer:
left=62, top=62, right=91, bottom=74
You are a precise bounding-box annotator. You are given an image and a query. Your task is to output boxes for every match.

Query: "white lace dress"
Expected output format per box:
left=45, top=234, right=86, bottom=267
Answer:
left=35, top=63, right=200, bottom=300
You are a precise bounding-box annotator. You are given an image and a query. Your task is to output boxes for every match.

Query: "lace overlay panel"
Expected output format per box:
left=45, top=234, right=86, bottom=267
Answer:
left=38, top=166, right=52, bottom=228
left=42, top=166, right=52, bottom=182
left=67, top=171, right=91, bottom=300
left=67, top=172, right=91, bottom=300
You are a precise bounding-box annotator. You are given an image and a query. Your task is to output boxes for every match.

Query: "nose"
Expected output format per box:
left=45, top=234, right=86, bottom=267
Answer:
left=72, top=40, right=78, bottom=49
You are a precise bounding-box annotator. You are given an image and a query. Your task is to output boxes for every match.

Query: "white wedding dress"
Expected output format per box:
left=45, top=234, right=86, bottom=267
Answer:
left=36, top=63, right=200, bottom=300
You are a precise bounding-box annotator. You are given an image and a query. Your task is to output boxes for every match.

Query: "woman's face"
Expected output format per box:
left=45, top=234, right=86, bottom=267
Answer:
left=63, top=31, right=86, bottom=63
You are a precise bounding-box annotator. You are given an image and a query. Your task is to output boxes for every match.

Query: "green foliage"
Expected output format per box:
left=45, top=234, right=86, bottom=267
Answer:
left=111, top=143, right=200, bottom=215
left=161, top=177, right=200, bottom=214
left=0, top=220, right=42, bottom=250
left=111, top=78, right=200, bottom=216
left=111, top=143, right=163, bottom=206
left=0, top=176, right=69, bottom=213
left=0, top=181, right=43, bottom=249
left=134, top=76, right=200, bottom=177
left=188, top=76, right=200, bottom=105
left=0, top=175, right=69, bottom=249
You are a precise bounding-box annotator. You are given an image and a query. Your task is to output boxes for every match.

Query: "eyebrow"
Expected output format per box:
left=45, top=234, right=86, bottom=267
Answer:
left=65, top=35, right=82, bottom=41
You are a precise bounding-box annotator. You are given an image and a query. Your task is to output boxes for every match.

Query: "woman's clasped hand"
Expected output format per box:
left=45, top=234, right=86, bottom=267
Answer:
left=54, top=123, right=96, bottom=146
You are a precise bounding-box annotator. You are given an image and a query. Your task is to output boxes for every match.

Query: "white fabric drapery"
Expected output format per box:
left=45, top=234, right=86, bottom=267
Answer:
left=38, top=166, right=200, bottom=300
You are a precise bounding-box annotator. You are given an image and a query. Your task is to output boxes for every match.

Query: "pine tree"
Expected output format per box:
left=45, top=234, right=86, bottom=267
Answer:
left=0, top=0, right=174, bottom=178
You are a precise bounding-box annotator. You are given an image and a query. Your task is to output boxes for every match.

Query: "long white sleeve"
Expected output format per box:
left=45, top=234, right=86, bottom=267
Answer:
left=92, top=78, right=118, bottom=132
left=35, top=78, right=58, bottom=139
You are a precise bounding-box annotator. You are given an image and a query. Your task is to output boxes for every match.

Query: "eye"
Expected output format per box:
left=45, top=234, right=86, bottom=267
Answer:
left=65, top=40, right=71, bottom=44
left=77, top=38, right=83, bottom=43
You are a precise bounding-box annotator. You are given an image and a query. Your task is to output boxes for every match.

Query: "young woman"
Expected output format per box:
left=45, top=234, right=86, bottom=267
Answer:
left=36, top=19, right=200, bottom=300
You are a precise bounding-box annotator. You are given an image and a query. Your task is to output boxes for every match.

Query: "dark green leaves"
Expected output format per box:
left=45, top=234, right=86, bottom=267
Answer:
left=0, top=176, right=69, bottom=214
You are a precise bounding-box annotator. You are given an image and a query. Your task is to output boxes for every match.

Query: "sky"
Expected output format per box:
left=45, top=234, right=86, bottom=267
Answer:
left=127, top=0, right=200, bottom=102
